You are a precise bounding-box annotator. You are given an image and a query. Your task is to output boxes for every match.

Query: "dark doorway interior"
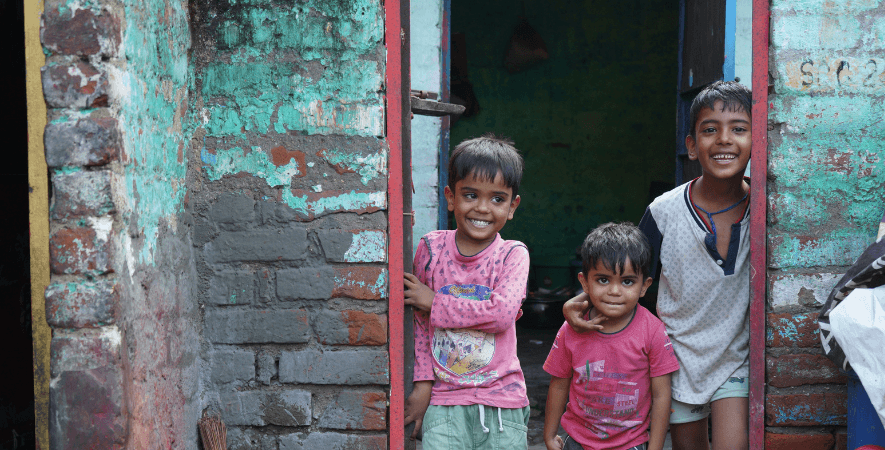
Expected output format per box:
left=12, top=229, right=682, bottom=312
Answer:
left=1, top=0, right=36, bottom=447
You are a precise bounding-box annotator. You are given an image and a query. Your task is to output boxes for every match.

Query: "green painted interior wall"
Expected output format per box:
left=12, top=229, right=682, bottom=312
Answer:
left=451, top=0, right=678, bottom=284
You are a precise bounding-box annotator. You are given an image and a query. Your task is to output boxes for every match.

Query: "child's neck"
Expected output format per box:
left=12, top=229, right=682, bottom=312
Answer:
left=589, top=307, right=634, bottom=334
left=692, top=174, right=748, bottom=209
left=454, top=230, right=495, bottom=257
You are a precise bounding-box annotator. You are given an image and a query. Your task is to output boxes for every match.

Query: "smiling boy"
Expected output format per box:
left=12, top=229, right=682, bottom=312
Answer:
left=564, top=81, right=754, bottom=450
left=403, top=134, right=531, bottom=450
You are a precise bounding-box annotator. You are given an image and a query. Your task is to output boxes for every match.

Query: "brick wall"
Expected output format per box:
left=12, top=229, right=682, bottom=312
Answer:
left=41, top=0, right=201, bottom=447
left=766, top=0, right=885, bottom=447
left=41, top=0, right=126, bottom=447
left=189, top=0, right=390, bottom=448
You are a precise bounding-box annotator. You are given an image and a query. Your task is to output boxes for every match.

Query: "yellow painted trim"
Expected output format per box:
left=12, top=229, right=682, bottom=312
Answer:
left=24, top=0, right=50, bottom=447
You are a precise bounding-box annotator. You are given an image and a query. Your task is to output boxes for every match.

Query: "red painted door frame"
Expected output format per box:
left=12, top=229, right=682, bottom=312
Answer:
left=749, top=0, right=769, bottom=448
left=386, top=0, right=404, bottom=448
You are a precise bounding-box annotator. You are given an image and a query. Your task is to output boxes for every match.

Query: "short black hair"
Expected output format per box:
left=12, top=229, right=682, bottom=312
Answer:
left=689, top=80, right=752, bottom=138
left=448, top=134, right=524, bottom=197
left=580, top=222, right=652, bottom=278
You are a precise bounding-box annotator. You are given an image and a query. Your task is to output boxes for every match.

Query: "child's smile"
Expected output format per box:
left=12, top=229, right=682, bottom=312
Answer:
left=686, top=100, right=752, bottom=182
left=444, top=172, right=520, bottom=256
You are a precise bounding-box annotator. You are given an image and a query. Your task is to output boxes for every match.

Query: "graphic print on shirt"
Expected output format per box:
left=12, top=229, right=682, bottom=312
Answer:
left=432, top=284, right=496, bottom=378
left=573, top=360, right=643, bottom=439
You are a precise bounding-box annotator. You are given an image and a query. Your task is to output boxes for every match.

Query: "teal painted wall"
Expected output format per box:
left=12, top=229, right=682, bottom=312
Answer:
left=450, top=0, right=678, bottom=272
left=765, top=0, right=885, bottom=437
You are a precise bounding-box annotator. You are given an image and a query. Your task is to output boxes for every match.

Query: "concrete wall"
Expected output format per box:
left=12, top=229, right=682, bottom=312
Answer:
left=765, top=0, right=885, bottom=447
left=189, top=0, right=389, bottom=448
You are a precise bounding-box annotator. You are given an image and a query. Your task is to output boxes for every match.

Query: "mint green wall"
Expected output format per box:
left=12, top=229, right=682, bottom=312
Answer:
left=451, top=0, right=678, bottom=268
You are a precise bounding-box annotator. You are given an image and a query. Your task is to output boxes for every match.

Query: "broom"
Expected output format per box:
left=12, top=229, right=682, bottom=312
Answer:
left=198, top=415, right=227, bottom=450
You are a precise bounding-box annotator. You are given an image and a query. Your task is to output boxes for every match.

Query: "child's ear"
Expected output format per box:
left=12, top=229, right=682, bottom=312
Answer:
left=577, top=272, right=590, bottom=292
left=507, top=195, right=521, bottom=219
left=443, top=185, right=455, bottom=212
left=685, top=134, right=697, bottom=160
left=639, top=277, right=653, bottom=297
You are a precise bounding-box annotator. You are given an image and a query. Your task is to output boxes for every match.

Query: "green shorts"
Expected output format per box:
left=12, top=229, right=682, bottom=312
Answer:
left=669, top=377, right=749, bottom=424
left=422, top=404, right=530, bottom=450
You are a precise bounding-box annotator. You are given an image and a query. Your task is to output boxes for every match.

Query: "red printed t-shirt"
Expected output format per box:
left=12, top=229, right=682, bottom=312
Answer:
left=543, top=306, right=679, bottom=449
left=412, top=230, right=530, bottom=408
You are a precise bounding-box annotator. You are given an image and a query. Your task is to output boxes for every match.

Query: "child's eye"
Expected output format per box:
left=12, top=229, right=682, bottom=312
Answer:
left=733, top=126, right=748, bottom=133
left=463, top=192, right=477, bottom=199
left=596, top=277, right=609, bottom=285
left=623, top=279, right=635, bottom=286
left=702, top=127, right=717, bottom=133
left=492, top=196, right=506, bottom=203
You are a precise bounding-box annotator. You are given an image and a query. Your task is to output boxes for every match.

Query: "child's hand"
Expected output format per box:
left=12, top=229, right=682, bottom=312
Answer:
left=545, top=435, right=564, bottom=450
left=404, top=381, right=433, bottom=440
left=404, top=273, right=435, bottom=311
left=562, top=293, right=606, bottom=333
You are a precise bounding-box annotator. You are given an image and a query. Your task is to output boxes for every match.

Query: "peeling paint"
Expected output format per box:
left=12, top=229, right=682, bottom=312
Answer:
left=317, top=147, right=387, bottom=185
left=202, top=146, right=301, bottom=187
left=281, top=189, right=385, bottom=218
left=341, top=230, right=387, bottom=263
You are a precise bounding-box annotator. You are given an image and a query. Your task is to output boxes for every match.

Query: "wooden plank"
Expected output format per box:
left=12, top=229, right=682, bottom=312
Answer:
left=24, top=0, right=50, bottom=445
left=681, top=0, right=726, bottom=92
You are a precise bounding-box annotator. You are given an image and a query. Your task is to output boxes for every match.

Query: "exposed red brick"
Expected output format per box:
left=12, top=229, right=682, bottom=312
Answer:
left=42, top=62, right=108, bottom=108
left=271, top=146, right=306, bottom=176
left=766, top=393, right=846, bottom=426
left=342, top=311, right=387, bottom=345
left=333, top=266, right=387, bottom=300
left=767, top=353, right=846, bottom=387
left=767, top=312, right=821, bottom=348
left=765, top=431, right=835, bottom=450
left=834, top=430, right=847, bottom=450
left=360, top=392, right=387, bottom=430
left=42, top=7, right=120, bottom=56
left=50, top=227, right=112, bottom=275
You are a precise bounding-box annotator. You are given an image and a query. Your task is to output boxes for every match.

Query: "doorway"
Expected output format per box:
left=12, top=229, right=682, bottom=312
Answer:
left=447, top=0, right=678, bottom=446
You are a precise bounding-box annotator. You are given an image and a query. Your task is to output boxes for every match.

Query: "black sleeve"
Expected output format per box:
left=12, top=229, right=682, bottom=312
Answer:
left=638, top=206, right=663, bottom=281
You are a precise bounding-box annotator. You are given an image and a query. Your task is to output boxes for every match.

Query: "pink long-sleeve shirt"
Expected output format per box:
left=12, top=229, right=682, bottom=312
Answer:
left=412, top=230, right=530, bottom=408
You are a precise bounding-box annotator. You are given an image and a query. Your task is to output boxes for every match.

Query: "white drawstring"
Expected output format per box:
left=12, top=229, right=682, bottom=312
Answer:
left=478, top=405, right=489, bottom=433
left=497, top=407, right=503, bottom=432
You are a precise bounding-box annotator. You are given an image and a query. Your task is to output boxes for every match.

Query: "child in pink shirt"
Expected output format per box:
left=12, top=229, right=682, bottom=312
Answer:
left=403, top=134, right=530, bottom=450
left=544, top=223, right=679, bottom=450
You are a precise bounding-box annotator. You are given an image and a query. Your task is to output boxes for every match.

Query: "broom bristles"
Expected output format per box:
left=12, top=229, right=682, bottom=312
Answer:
left=198, top=415, right=227, bottom=450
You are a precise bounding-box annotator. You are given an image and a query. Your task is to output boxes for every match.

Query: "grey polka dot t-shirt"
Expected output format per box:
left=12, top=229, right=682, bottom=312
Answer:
left=638, top=180, right=750, bottom=405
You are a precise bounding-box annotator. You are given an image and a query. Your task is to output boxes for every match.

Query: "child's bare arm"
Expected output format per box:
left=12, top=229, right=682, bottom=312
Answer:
left=404, top=380, right=433, bottom=439
left=562, top=293, right=607, bottom=333
left=404, top=273, right=435, bottom=311
left=648, top=374, right=672, bottom=450
left=544, top=376, right=570, bottom=450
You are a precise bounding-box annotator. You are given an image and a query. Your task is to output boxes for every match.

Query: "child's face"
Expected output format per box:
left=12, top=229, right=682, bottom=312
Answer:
left=444, top=171, right=520, bottom=256
left=578, top=259, right=652, bottom=331
left=686, top=100, right=751, bottom=182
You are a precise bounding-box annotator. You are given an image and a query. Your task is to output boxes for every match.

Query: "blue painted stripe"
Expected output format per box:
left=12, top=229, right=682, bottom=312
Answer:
left=438, top=0, right=452, bottom=231
left=723, top=0, right=736, bottom=81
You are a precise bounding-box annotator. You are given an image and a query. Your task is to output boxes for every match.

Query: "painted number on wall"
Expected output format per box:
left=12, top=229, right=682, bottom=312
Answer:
left=785, top=57, right=885, bottom=93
